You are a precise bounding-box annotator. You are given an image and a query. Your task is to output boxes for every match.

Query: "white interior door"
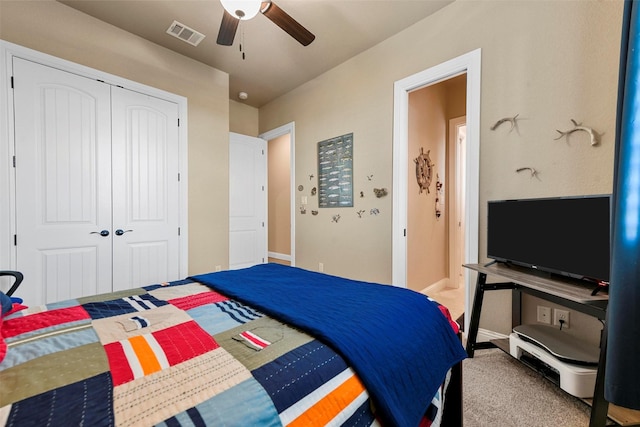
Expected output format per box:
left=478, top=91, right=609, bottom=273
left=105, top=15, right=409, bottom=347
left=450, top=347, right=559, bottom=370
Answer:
left=111, top=87, right=181, bottom=290
left=13, top=59, right=182, bottom=304
left=229, top=132, right=266, bottom=270
left=449, top=117, right=466, bottom=288
left=259, top=122, right=296, bottom=267
left=13, top=58, right=113, bottom=305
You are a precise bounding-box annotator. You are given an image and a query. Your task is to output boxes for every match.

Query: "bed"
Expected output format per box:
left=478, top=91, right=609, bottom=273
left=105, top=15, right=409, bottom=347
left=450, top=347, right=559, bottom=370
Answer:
left=0, top=263, right=466, bottom=427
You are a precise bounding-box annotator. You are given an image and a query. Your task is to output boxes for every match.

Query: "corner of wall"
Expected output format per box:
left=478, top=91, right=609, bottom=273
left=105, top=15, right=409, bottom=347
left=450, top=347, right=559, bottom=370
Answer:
left=230, top=99, right=259, bottom=136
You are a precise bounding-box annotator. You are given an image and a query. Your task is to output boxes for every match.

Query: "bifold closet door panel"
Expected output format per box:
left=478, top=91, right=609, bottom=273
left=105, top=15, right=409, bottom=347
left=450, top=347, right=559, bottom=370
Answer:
left=110, top=87, right=181, bottom=291
left=13, top=57, right=113, bottom=305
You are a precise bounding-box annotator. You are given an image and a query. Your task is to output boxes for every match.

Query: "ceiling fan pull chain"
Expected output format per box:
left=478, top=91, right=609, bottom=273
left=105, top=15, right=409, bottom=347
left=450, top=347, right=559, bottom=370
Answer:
left=239, top=23, right=246, bottom=60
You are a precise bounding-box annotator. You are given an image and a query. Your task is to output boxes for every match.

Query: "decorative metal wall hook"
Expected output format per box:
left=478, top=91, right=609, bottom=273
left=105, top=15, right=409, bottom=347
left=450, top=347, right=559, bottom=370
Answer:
left=435, top=174, right=443, bottom=218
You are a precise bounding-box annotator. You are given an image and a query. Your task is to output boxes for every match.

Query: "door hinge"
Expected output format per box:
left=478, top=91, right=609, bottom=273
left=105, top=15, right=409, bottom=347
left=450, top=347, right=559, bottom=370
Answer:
left=178, top=227, right=181, bottom=236
left=14, top=235, right=17, bottom=246
left=178, top=118, right=180, bottom=127
left=178, top=173, right=180, bottom=182
left=10, top=76, right=14, bottom=89
left=404, top=228, right=407, bottom=237
left=262, top=222, right=265, bottom=227
left=261, top=149, right=265, bottom=155
left=12, top=156, right=16, bottom=168
left=261, top=185, right=265, bottom=191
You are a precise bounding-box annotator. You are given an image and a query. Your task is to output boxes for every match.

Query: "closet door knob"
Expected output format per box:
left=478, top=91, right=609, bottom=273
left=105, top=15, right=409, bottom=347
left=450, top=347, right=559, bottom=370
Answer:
left=115, top=229, right=133, bottom=236
left=90, top=230, right=110, bottom=237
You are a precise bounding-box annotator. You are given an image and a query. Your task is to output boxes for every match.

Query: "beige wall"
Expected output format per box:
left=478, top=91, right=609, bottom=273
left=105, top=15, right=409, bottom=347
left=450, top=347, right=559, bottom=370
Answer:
left=259, top=1, right=622, bottom=334
left=408, top=85, right=447, bottom=290
left=1, top=0, right=623, bottom=337
left=230, top=99, right=259, bottom=136
left=268, top=135, right=291, bottom=256
left=407, top=75, right=466, bottom=292
left=0, top=0, right=230, bottom=275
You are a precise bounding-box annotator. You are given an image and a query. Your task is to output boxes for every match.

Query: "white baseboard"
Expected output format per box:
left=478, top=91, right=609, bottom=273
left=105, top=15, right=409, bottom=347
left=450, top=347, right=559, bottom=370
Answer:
left=460, top=328, right=508, bottom=350
left=268, top=251, right=291, bottom=262
left=476, top=328, right=509, bottom=343
left=419, top=278, right=450, bottom=295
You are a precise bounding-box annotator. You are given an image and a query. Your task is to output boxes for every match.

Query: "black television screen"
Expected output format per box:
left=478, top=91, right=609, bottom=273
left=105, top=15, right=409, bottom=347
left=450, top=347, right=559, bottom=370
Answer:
left=487, top=195, right=611, bottom=283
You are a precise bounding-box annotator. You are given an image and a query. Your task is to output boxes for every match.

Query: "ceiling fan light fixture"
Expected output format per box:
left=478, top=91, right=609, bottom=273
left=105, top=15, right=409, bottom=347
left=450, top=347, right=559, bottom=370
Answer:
left=220, top=0, right=261, bottom=20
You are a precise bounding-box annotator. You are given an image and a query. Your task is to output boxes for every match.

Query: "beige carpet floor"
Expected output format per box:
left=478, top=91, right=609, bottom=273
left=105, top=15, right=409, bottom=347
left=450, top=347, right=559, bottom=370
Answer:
left=461, top=349, right=614, bottom=426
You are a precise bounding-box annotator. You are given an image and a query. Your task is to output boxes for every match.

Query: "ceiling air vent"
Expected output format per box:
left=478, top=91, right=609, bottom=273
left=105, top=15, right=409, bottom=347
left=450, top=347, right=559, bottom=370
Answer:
left=166, top=20, right=206, bottom=46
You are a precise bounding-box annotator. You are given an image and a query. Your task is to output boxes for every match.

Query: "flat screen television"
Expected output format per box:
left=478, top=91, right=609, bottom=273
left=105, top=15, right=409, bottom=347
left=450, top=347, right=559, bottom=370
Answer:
left=487, top=195, right=611, bottom=284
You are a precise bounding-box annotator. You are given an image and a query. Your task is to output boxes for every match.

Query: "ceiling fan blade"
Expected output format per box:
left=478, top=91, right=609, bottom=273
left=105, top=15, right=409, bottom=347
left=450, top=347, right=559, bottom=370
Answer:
left=261, top=1, right=315, bottom=46
left=217, top=9, right=239, bottom=46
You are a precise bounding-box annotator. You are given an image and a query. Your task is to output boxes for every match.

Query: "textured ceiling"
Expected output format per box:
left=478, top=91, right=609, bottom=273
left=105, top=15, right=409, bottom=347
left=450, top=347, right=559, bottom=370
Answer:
left=59, top=0, right=453, bottom=107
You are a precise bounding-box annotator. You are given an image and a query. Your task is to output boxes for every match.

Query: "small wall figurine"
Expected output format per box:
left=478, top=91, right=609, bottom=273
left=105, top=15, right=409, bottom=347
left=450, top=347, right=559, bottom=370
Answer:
left=373, top=188, right=388, bottom=198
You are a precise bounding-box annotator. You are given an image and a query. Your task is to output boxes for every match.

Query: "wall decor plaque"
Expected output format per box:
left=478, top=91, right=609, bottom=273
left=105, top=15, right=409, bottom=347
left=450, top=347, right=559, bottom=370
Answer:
left=317, top=133, right=353, bottom=207
left=414, top=147, right=434, bottom=194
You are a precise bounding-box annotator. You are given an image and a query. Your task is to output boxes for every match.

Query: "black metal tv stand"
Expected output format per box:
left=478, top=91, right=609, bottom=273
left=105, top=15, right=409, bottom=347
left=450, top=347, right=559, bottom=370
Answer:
left=463, top=262, right=612, bottom=427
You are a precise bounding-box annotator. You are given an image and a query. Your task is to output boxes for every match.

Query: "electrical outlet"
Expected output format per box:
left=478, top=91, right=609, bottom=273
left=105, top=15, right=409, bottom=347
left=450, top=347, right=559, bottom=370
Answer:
left=554, top=309, right=570, bottom=329
left=537, top=306, right=552, bottom=324
left=318, top=262, right=324, bottom=272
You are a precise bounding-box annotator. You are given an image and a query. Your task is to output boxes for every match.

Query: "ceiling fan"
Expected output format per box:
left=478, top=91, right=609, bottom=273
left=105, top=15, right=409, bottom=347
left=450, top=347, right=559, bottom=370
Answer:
left=217, top=0, right=315, bottom=47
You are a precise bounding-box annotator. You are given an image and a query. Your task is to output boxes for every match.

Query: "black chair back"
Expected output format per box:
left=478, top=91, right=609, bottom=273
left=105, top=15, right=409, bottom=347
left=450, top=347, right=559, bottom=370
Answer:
left=0, top=271, right=23, bottom=296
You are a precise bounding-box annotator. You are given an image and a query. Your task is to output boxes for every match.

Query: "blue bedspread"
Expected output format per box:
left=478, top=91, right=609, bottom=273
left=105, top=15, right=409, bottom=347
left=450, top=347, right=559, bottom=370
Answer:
left=191, top=264, right=466, bottom=427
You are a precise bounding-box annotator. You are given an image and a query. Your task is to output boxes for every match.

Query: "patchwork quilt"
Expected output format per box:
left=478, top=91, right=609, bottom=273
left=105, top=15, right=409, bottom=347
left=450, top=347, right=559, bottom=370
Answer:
left=0, top=269, right=460, bottom=427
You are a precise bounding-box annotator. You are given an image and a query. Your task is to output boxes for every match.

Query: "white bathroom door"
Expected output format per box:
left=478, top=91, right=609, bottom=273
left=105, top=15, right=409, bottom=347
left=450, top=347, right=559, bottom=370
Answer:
left=111, top=87, right=181, bottom=290
left=229, top=133, right=267, bottom=270
left=13, top=57, right=113, bottom=305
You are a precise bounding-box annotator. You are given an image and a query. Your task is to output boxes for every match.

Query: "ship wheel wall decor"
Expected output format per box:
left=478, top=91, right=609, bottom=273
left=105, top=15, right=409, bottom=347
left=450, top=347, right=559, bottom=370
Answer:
left=414, top=147, right=434, bottom=194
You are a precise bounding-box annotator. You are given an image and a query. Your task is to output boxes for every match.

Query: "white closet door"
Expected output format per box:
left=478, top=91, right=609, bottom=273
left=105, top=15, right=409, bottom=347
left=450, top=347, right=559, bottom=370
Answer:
left=229, top=133, right=267, bottom=270
left=111, top=87, right=180, bottom=290
left=13, top=58, right=113, bottom=305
